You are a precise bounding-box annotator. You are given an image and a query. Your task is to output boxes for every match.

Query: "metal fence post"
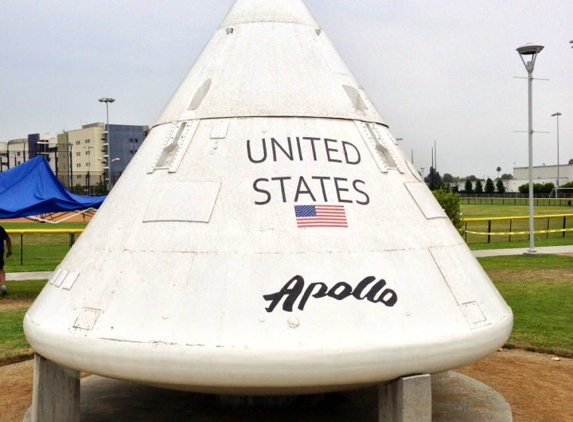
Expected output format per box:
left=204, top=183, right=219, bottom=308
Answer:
left=20, top=233, right=24, bottom=265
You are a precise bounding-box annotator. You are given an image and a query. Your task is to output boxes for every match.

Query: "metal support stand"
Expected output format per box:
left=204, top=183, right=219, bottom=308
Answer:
left=30, top=354, right=80, bottom=422
left=378, top=374, right=432, bottom=422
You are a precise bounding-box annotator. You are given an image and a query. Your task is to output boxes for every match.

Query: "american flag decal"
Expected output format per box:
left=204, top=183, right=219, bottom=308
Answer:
left=294, top=205, right=348, bottom=228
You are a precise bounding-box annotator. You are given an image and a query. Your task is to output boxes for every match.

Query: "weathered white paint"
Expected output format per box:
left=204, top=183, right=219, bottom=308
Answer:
left=24, top=0, right=512, bottom=395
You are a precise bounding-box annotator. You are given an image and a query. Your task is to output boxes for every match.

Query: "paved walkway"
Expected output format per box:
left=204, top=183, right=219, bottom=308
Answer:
left=6, top=245, right=573, bottom=282
left=472, top=244, right=573, bottom=257
left=6, top=271, right=52, bottom=281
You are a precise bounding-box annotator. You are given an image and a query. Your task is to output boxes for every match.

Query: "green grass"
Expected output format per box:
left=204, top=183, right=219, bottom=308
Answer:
left=479, top=254, right=573, bottom=357
left=4, top=228, right=85, bottom=272
left=467, top=236, right=573, bottom=250
left=461, top=204, right=573, bottom=219
left=0, top=280, right=46, bottom=364
left=478, top=253, right=573, bottom=270
left=1, top=221, right=88, bottom=230
left=460, top=203, right=573, bottom=249
left=0, top=280, right=47, bottom=299
left=0, top=309, right=32, bottom=364
left=496, top=280, right=573, bottom=356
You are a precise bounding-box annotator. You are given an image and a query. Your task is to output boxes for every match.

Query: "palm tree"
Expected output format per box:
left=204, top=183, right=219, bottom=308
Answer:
left=496, top=166, right=502, bottom=179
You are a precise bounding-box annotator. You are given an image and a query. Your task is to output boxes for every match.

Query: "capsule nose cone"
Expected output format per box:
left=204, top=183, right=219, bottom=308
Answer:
left=23, top=0, right=512, bottom=395
left=220, top=0, right=319, bottom=27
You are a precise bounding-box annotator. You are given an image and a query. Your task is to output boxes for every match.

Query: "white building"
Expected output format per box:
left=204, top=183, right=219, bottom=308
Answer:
left=507, top=162, right=573, bottom=192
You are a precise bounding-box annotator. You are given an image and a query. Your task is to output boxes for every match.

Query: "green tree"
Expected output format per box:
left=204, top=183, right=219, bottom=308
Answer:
left=71, top=184, right=85, bottom=194
left=501, top=173, right=514, bottom=180
left=424, top=166, right=443, bottom=191
left=485, top=178, right=495, bottom=194
left=93, top=181, right=108, bottom=196
left=496, top=179, right=506, bottom=193
left=475, top=179, right=483, bottom=194
left=432, top=189, right=463, bottom=234
left=464, top=179, right=473, bottom=193
left=442, top=173, right=454, bottom=184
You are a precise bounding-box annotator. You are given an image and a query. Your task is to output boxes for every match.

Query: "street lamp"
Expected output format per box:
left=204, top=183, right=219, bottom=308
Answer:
left=517, top=43, right=544, bottom=255
left=551, top=112, right=561, bottom=198
left=99, top=97, right=115, bottom=191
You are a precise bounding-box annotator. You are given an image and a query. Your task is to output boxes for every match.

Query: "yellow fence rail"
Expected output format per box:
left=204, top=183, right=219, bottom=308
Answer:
left=462, top=213, right=573, bottom=244
left=460, top=196, right=573, bottom=206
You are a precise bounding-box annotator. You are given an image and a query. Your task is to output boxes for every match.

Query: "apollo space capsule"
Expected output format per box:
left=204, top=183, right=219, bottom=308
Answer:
left=24, top=0, right=512, bottom=395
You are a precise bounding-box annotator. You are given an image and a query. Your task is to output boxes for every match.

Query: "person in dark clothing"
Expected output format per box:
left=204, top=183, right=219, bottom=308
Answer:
left=0, top=225, right=12, bottom=295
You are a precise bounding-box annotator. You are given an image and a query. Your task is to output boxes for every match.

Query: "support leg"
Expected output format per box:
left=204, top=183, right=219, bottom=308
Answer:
left=378, top=374, right=432, bottom=422
left=31, top=354, right=80, bottom=422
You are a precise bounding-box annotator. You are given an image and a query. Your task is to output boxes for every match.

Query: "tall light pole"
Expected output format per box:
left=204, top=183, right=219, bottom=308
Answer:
left=517, top=44, right=544, bottom=255
left=99, top=97, right=115, bottom=191
left=551, top=112, right=561, bottom=198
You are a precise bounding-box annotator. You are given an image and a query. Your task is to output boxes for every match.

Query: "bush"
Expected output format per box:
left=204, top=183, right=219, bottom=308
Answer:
left=518, top=182, right=555, bottom=195
left=433, top=189, right=463, bottom=234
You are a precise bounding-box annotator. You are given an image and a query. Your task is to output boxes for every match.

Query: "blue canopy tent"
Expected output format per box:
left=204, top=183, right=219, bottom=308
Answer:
left=0, top=156, right=106, bottom=221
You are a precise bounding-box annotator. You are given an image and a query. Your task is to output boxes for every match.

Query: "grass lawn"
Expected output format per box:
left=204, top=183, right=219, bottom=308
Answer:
left=1, top=253, right=572, bottom=365
left=461, top=203, right=573, bottom=249
left=460, top=204, right=573, bottom=219
left=478, top=254, right=573, bottom=357
left=0, top=280, right=46, bottom=365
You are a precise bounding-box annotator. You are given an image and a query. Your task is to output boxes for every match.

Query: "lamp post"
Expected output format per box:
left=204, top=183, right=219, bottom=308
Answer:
left=551, top=112, right=561, bottom=198
left=99, top=97, right=115, bottom=191
left=68, top=142, right=73, bottom=189
left=517, top=43, right=544, bottom=255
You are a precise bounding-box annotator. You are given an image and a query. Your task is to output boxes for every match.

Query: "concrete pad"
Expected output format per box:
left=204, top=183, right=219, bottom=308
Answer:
left=23, top=371, right=512, bottom=421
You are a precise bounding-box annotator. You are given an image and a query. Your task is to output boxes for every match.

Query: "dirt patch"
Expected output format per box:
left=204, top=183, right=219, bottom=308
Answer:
left=1, top=350, right=572, bottom=422
left=486, top=268, right=573, bottom=283
left=458, top=349, right=573, bottom=422
left=1, top=360, right=33, bottom=422
left=0, top=298, right=34, bottom=311
left=2, top=211, right=93, bottom=224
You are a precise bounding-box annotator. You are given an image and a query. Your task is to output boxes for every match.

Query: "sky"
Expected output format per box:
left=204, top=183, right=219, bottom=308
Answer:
left=1, top=0, right=571, bottom=179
